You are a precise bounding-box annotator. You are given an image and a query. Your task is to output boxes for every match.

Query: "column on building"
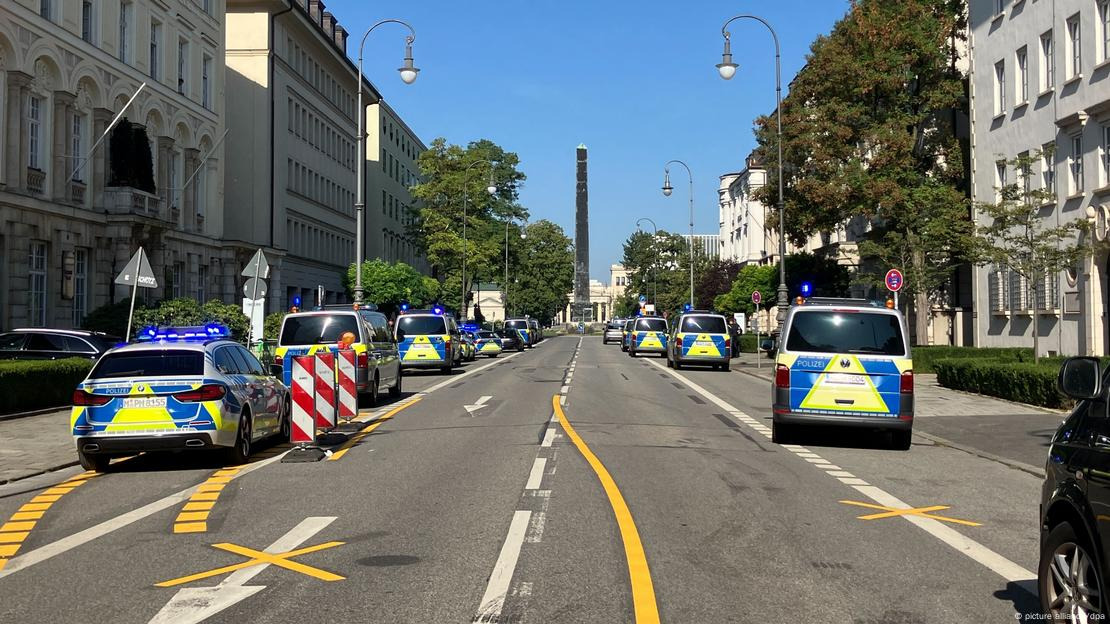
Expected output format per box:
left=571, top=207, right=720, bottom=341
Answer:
left=51, top=90, right=75, bottom=200
left=4, top=72, right=30, bottom=190
left=183, top=147, right=200, bottom=231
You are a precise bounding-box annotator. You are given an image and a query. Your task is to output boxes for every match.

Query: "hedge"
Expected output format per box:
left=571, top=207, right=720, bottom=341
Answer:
left=911, top=346, right=1032, bottom=374
left=933, top=358, right=1067, bottom=409
left=0, top=358, right=92, bottom=414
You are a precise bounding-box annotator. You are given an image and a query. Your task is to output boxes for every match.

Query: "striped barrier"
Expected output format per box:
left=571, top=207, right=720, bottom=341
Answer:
left=336, top=349, right=357, bottom=422
left=290, top=355, right=316, bottom=444
left=314, top=352, right=337, bottom=430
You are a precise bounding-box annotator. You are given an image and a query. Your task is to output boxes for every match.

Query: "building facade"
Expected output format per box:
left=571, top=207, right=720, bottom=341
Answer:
left=0, top=0, right=231, bottom=331
left=970, top=0, right=1110, bottom=355
left=366, top=100, right=425, bottom=272
left=558, top=264, right=628, bottom=324
left=681, top=233, right=722, bottom=259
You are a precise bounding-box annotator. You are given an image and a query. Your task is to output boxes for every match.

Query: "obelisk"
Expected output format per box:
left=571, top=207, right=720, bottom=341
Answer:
left=574, top=144, right=590, bottom=322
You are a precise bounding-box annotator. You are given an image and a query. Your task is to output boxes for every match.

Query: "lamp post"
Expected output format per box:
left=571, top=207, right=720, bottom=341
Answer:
left=661, top=160, right=694, bottom=308
left=504, top=218, right=526, bottom=319
left=717, top=13, right=787, bottom=332
left=635, top=217, right=658, bottom=305
left=462, top=159, right=497, bottom=320
left=353, top=19, right=419, bottom=305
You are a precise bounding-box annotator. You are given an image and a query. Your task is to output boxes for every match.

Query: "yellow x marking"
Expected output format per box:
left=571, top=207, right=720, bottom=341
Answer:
left=154, top=541, right=345, bottom=587
left=839, top=500, right=982, bottom=527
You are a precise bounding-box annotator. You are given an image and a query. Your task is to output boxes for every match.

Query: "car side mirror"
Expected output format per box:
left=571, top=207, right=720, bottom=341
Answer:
left=1059, top=357, right=1103, bottom=400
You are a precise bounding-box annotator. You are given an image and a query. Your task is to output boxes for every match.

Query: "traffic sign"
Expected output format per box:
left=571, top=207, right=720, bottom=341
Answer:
left=242, top=278, right=268, bottom=299
left=885, top=269, right=904, bottom=292
left=751, top=290, right=762, bottom=305
left=638, top=294, right=647, bottom=304
left=241, top=249, right=270, bottom=279
left=115, top=248, right=158, bottom=288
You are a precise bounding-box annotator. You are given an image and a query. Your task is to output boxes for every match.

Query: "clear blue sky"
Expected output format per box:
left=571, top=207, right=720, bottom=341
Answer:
left=327, top=0, right=851, bottom=281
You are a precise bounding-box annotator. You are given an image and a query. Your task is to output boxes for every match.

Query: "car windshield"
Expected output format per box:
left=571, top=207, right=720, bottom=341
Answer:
left=506, top=320, right=528, bottom=329
left=477, top=331, right=496, bottom=339
left=279, top=315, right=360, bottom=345
left=90, top=350, right=204, bottom=378
left=607, top=321, right=623, bottom=329
left=681, top=316, right=726, bottom=334
left=786, top=311, right=906, bottom=356
left=397, top=315, right=447, bottom=335
left=636, top=318, right=667, bottom=332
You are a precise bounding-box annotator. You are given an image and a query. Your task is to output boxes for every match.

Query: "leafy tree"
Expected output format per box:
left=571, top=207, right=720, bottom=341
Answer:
left=618, top=229, right=712, bottom=317
left=410, top=138, right=529, bottom=314
left=753, top=0, right=973, bottom=342
left=715, top=265, right=777, bottom=316
left=264, top=312, right=286, bottom=341
left=974, top=151, right=1089, bottom=363
left=344, top=259, right=435, bottom=316
left=132, top=298, right=250, bottom=342
left=505, top=220, right=574, bottom=324
left=696, top=259, right=743, bottom=310
left=714, top=254, right=850, bottom=317
left=82, top=299, right=141, bottom=338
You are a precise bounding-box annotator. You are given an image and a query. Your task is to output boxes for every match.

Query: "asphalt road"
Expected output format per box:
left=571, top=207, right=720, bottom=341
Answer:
left=0, top=336, right=1046, bottom=623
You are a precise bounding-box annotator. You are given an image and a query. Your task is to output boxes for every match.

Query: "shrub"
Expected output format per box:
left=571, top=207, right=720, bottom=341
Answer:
left=933, top=358, right=1067, bottom=409
left=133, top=298, right=250, bottom=342
left=912, top=346, right=1032, bottom=374
left=83, top=299, right=142, bottom=338
left=0, top=359, right=93, bottom=414
left=739, top=334, right=759, bottom=353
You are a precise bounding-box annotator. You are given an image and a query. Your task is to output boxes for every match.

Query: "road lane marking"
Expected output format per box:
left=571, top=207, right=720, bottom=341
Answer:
left=173, top=466, right=245, bottom=534
left=541, top=427, right=556, bottom=447
left=328, top=398, right=422, bottom=461
left=644, top=356, right=1036, bottom=592
left=464, top=395, right=493, bottom=416
left=156, top=540, right=345, bottom=587
left=553, top=395, right=660, bottom=624
left=0, top=471, right=96, bottom=571
left=474, top=510, right=532, bottom=623
left=524, top=458, right=547, bottom=490
left=841, top=500, right=983, bottom=527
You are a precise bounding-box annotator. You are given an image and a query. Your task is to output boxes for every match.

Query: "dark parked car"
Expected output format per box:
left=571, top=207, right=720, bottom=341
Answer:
left=0, top=329, right=121, bottom=361
left=496, top=329, right=525, bottom=352
left=1040, top=357, right=1110, bottom=620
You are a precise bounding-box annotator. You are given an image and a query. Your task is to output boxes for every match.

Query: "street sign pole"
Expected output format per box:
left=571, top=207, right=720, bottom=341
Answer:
left=115, top=247, right=158, bottom=341
left=125, top=248, right=142, bottom=342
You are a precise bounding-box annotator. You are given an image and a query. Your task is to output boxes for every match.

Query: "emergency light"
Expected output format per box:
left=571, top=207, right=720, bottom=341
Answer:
left=800, top=281, right=814, bottom=297
left=433, top=305, right=444, bottom=315
left=683, top=303, right=692, bottom=313
left=400, top=302, right=410, bottom=312
left=137, top=324, right=231, bottom=342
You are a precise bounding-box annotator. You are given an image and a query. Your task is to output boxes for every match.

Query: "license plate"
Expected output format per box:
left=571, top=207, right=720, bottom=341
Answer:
left=414, top=343, right=434, bottom=350
left=826, top=373, right=866, bottom=386
left=122, top=396, right=167, bottom=408
left=695, top=341, right=713, bottom=347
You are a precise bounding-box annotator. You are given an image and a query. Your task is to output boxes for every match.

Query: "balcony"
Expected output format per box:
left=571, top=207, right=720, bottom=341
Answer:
left=26, top=168, right=45, bottom=195
left=103, top=187, right=166, bottom=220
left=69, top=181, right=86, bottom=205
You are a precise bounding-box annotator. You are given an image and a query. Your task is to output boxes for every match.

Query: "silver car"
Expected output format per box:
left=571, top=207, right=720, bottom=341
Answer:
left=603, top=319, right=625, bottom=344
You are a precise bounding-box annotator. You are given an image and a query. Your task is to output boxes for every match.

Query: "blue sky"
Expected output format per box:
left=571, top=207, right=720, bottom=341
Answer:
left=328, top=0, right=851, bottom=281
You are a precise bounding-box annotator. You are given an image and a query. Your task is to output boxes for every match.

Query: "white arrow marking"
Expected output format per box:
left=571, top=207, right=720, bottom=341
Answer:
left=464, top=396, right=493, bottom=416
left=148, top=516, right=337, bottom=624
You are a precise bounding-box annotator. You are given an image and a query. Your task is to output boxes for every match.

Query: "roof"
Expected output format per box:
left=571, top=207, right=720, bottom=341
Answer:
left=8, top=328, right=116, bottom=337
left=107, top=339, right=235, bottom=354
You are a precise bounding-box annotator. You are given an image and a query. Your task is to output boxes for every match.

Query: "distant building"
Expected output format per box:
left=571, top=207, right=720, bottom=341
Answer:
left=558, top=264, right=627, bottom=323
left=681, top=234, right=722, bottom=259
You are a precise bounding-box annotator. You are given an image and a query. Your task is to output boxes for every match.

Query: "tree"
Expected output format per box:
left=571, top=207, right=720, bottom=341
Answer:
left=410, top=138, right=529, bottom=314
left=974, top=151, right=1089, bottom=363
left=82, top=299, right=141, bottom=338
left=753, top=0, right=973, bottom=343
left=133, top=298, right=250, bottom=342
left=505, top=220, right=573, bottom=325
left=618, top=229, right=712, bottom=317
left=696, top=259, right=744, bottom=310
left=715, top=264, right=777, bottom=316
left=714, top=254, right=850, bottom=316
left=344, top=259, right=435, bottom=316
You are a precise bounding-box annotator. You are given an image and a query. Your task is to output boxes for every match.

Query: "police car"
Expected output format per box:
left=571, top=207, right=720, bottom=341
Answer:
left=505, top=318, right=533, bottom=348
left=628, top=315, right=668, bottom=358
left=395, top=306, right=462, bottom=373
left=772, top=297, right=913, bottom=450
left=667, top=310, right=731, bottom=371
left=474, top=330, right=503, bottom=357
left=70, top=325, right=289, bottom=472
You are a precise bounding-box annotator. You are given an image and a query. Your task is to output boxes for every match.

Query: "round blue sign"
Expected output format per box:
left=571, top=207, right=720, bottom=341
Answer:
left=639, top=294, right=647, bottom=303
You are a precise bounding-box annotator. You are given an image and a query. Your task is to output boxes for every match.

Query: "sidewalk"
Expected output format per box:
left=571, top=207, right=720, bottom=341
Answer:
left=0, top=408, right=76, bottom=484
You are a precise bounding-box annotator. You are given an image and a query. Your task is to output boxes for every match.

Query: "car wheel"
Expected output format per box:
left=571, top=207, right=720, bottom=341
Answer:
left=278, top=399, right=291, bottom=441
left=1041, top=521, right=1105, bottom=621
left=225, top=409, right=252, bottom=465
left=441, top=362, right=453, bottom=373
left=891, top=429, right=912, bottom=451
left=368, top=374, right=380, bottom=407
left=389, top=369, right=402, bottom=398
left=629, top=349, right=636, bottom=358
left=771, top=421, right=793, bottom=444
left=77, top=449, right=111, bottom=472
left=722, top=360, right=731, bottom=372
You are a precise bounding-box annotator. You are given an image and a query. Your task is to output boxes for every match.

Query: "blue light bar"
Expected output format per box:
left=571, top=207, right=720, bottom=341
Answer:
left=432, top=305, right=444, bottom=315
left=136, top=324, right=230, bottom=342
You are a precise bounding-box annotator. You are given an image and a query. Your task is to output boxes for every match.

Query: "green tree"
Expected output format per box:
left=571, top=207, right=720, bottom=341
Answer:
left=82, top=299, right=141, bottom=338
left=264, top=311, right=286, bottom=341
left=715, top=264, right=777, bottom=316
left=618, top=229, right=711, bottom=317
left=132, top=298, right=250, bottom=342
left=505, top=220, right=573, bottom=324
left=696, top=259, right=743, bottom=310
left=975, top=151, right=1089, bottom=363
left=344, top=259, right=435, bottom=316
left=411, top=138, right=529, bottom=314
left=753, top=0, right=973, bottom=342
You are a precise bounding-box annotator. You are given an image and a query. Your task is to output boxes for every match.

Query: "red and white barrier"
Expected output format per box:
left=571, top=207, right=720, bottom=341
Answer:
left=290, top=355, right=316, bottom=444
left=314, top=352, right=336, bottom=430
left=336, top=349, right=357, bottom=422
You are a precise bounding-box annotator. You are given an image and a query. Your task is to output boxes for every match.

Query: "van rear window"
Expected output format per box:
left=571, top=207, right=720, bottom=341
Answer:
left=680, top=316, right=726, bottom=333
left=506, top=320, right=528, bottom=329
left=280, top=315, right=360, bottom=345
left=785, top=311, right=905, bottom=356
left=636, top=318, right=667, bottom=332
left=397, top=316, right=447, bottom=335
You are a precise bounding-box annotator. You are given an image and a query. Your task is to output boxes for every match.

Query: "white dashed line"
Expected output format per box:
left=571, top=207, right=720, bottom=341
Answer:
left=473, top=511, right=532, bottom=623
left=541, top=427, right=556, bottom=447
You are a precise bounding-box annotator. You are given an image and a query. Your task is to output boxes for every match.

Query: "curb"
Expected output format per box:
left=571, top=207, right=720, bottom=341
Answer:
left=914, top=430, right=1046, bottom=479
left=0, top=460, right=80, bottom=486
left=0, top=405, right=70, bottom=422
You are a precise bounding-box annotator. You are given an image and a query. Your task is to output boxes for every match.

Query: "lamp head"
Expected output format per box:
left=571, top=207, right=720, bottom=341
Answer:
left=398, top=38, right=419, bottom=84
left=717, top=34, right=738, bottom=80
left=662, top=171, right=673, bottom=197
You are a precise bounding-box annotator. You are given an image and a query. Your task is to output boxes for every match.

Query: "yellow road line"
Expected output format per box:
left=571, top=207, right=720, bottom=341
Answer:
left=840, top=500, right=983, bottom=527
left=0, top=471, right=98, bottom=571
left=328, top=398, right=422, bottom=461
left=552, top=395, right=660, bottom=624
left=155, top=540, right=345, bottom=587
left=172, top=466, right=243, bottom=534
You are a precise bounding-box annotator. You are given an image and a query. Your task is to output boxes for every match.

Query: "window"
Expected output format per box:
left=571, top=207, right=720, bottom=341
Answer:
left=82, top=1, right=94, bottom=43
left=71, top=114, right=84, bottom=181
left=995, top=160, right=1008, bottom=202
left=150, top=20, right=160, bottom=80
left=28, top=96, right=42, bottom=170
left=29, top=242, right=47, bottom=327
left=40, top=0, right=52, bottom=21
left=994, top=0, right=1005, bottom=17
left=1104, top=126, right=1110, bottom=187
left=74, top=249, right=88, bottom=326
left=197, top=265, right=207, bottom=302
left=168, top=151, right=178, bottom=208
left=1017, top=47, right=1028, bottom=103
left=1041, top=31, right=1055, bottom=91
left=196, top=165, right=206, bottom=217
left=1071, top=134, right=1084, bottom=194
left=119, top=1, right=132, bottom=63
left=994, top=60, right=1006, bottom=114
left=1068, top=14, right=1081, bottom=78
left=1102, top=1, right=1110, bottom=63
left=202, top=55, right=212, bottom=109
left=171, top=263, right=182, bottom=298
left=1019, top=150, right=1032, bottom=200
left=202, top=0, right=211, bottom=14
left=177, top=39, right=188, bottom=95
left=1043, top=143, right=1056, bottom=195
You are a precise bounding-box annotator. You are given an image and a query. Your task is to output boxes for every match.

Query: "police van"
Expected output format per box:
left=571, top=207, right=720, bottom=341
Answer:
left=395, top=306, right=462, bottom=373
left=772, top=297, right=913, bottom=450
left=505, top=318, right=534, bottom=348
left=628, top=315, right=668, bottom=358
left=667, top=310, right=731, bottom=371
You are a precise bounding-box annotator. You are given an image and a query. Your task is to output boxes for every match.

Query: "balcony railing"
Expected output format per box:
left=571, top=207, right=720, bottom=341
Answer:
left=104, top=187, right=166, bottom=220
left=69, top=181, right=86, bottom=204
left=26, top=168, right=45, bottom=195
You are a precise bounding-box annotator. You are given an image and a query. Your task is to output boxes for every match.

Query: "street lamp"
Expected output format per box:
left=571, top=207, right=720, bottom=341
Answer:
left=353, top=19, right=419, bottom=305
left=504, top=219, right=526, bottom=319
left=636, top=217, right=658, bottom=305
left=462, top=159, right=497, bottom=320
left=662, top=160, right=694, bottom=308
left=719, top=13, right=788, bottom=332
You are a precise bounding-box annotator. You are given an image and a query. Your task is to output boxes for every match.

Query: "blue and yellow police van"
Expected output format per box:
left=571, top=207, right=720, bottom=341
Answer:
left=395, top=307, right=462, bottom=373
left=620, top=318, right=636, bottom=352
left=505, top=318, right=533, bottom=348
left=628, top=315, right=668, bottom=358
left=70, top=324, right=289, bottom=471
left=771, top=297, right=913, bottom=450
left=666, top=310, right=731, bottom=371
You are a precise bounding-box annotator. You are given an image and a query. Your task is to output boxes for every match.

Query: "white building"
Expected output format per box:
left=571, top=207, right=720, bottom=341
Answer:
left=970, top=0, right=1110, bottom=355
left=0, top=0, right=232, bottom=331
left=558, top=264, right=629, bottom=323
left=681, top=234, right=722, bottom=259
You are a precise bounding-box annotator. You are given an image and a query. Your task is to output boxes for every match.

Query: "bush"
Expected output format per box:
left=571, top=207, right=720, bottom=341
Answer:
left=933, top=358, right=1067, bottom=409
left=83, top=299, right=142, bottom=338
left=0, top=358, right=92, bottom=414
left=739, top=334, right=759, bottom=353
left=134, top=298, right=250, bottom=342
left=911, top=346, right=1032, bottom=374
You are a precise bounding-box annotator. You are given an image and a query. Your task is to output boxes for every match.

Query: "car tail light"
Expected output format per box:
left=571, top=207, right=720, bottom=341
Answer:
left=775, top=364, right=790, bottom=388
left=72, top=389, right=112, bottom=406
left=357, top=352, right=369, bottom=368
left=900, top=370, right=914, bottom=394
left=677, top=336, right=684, bottom=348
left=445, top=339, right=452, bottom=352
left=724, top=338, right=731, bottom=350
left=174, top=384, right=227, bottom=403
left=274, top=354, right=283, bottom=368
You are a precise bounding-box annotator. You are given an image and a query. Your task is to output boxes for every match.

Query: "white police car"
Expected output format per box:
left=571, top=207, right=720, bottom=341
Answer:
left=70, top=325, right=289, bottom=471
